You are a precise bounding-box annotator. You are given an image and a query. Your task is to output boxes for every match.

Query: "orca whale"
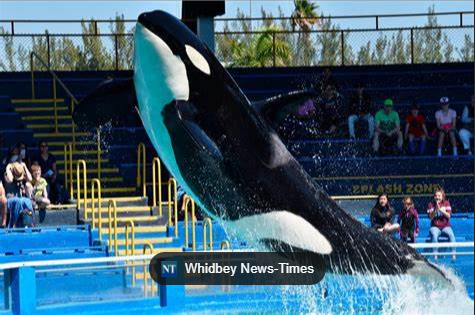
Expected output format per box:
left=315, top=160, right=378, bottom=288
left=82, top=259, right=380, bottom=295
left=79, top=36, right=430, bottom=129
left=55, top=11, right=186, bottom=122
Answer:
left=75, top=10, right=449, bottom=282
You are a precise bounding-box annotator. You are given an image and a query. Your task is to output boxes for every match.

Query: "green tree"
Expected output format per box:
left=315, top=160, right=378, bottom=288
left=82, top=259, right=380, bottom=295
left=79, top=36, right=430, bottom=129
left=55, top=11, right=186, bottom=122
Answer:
left=388, top=31, right=409, bottom=64
left=0, top=27, right=17, bottom=71
left=77, top=20, right=112, bottom=70
left=459, top=34, right=474, bottom=62
left=228, top=25, right=292, bottom=67
left=317, top=18, right=341, bottom=65
left=110, top=14, right=134, bottom=70
left=371, top=33, right=389, bottom=64
left=291, top=0, right=319, bottom=66
left=356, top=41, right=372, bottom=65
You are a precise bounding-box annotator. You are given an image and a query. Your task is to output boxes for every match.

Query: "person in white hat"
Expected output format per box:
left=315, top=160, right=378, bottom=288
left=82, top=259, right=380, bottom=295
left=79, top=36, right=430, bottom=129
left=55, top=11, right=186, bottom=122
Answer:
left=435, top=97, right=458, bottom=157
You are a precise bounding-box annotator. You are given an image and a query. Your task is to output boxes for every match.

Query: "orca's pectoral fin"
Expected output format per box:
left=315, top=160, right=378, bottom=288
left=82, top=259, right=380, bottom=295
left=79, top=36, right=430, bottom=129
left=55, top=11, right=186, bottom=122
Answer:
left=228, top=211, right=333, bottom=255
left=73, top=77, right=139, bottom=128
left=252, top=90, right=318, bottom=129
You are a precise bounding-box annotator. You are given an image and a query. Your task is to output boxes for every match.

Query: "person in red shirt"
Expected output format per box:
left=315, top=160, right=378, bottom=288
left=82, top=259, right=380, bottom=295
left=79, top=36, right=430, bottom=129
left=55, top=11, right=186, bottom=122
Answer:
left=404, top=103, right=429, bottom=155
left=427, top=188, right=456, bottom=259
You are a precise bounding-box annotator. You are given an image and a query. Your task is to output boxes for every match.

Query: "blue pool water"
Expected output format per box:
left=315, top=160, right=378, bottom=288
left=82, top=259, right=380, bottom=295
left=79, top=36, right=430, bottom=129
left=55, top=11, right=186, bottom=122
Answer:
left=0, top=215, right=473, bottom=314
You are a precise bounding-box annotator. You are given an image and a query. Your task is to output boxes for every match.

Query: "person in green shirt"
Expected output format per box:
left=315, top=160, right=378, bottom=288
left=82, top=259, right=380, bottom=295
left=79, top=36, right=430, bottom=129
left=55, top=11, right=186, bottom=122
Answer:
left=373, top=99, right=403, bottom=154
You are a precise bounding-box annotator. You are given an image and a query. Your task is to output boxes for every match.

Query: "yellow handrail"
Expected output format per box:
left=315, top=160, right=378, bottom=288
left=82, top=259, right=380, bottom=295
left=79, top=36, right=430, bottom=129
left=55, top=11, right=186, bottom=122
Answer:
left=167, top=178, right=178, bottom=236
left=152, top=157, right=162, bottom=214
left=203, top=218, right=213, bottom=252
left=137, top=143, right=146, bottom=197
left=125, top=220, right=136, bottom=287
left=71, top=98, right=77, bottom=150
left=125, top=221, right=135, bottom=256
left=220, top=240, right=231, bottom=250
left=108, top=200, right=118, bottom=256
left=91, top=179, right=102, bottom=237
left=63, top=143, right=74, bottom=199
left=125, top=220, right=136, bottom=286
left=220, top=239, right=232, bottom=292
left=96, top=128, right=102, bottom=180
left=76, top=160, right=87, bottom=218
left=53, top=79, right=58, bottom=133
left=183, top=195, right=196, bottom=251
left=30, top=51, right=78, bottom=137
left=143, top=243, right=154, bottom=297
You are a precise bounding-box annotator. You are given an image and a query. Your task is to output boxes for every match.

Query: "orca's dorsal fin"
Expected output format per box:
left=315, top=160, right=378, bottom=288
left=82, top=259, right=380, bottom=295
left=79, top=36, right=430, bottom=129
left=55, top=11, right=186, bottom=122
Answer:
left=74, top=77, right=138, bottom=128
left=252, top=90, right=318, bottom=129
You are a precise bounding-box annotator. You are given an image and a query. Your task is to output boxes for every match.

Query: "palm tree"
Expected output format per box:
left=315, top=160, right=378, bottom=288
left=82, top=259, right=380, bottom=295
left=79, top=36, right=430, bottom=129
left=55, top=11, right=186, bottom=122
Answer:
left=291, top=1, right=320, bottom=66
left=291, top=0, right=320, bottom=32
left=229, top=25, right=292, bottom=67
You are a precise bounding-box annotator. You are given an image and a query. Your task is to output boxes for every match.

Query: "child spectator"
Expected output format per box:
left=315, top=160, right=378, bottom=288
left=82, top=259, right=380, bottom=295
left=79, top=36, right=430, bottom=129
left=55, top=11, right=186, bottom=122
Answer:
left=427, top=188, right=456, bottom=259
left=435, top=97, right=458, bottom=157
left=459, top=95, right=474, bottom=155
left=370, top=193, right=400, bottom=234
left=30, top=164, right=50, bottom=209
left=398, top=197, right=420, bottom=243
left=373, top=99, right=403, bottom=154
left=404, top=103, right=430, bottom=155
left=4, top=161, right=33, bottom=199
left=347, top=83, right=374, bottom=139
left=33, top=141, right=59, bottom=203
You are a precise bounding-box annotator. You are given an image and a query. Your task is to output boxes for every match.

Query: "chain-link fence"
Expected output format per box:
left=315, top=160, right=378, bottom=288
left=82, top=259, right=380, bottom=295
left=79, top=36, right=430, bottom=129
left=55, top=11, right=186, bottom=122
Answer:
left=0, top=33, right=134, bottom=71
left=0, top=12, right=473, bottom=71
left=215, top=26, right=474, bottom=68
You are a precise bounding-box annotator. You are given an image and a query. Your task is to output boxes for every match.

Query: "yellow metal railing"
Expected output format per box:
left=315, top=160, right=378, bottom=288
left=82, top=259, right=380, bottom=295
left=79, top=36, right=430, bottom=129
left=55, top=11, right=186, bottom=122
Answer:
left=143, top=243, right=154, bottom=297
left=203, top=218, right=213, bottom=252
left=76, top=160, right=88, bottom=218
left=220, top=239, right=232, bottom=292
left=183, top=195, right=197, bottom=251
left=167, top=178, right=178, bottom=236
left=108, top=200, right=118, bottom=256
left=220, top=240, right=231, bottom=250
left=91, top=179, right=102, bottom=236
left=152, top=157, right=162, bottom=214
left=137, top=143, right=146, bottom=197
left=125, top=220, right=136, bottom=287
left=30, top=51, right=78, bottom=141
left=96, top=128, right=102, bottom=180
left=63, top=143, right=74, bottom=199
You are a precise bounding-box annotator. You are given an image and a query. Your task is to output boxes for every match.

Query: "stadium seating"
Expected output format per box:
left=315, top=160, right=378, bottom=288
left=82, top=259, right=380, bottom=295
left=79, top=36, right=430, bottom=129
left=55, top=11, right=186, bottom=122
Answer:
left=0, top=62, right=473, bottom=214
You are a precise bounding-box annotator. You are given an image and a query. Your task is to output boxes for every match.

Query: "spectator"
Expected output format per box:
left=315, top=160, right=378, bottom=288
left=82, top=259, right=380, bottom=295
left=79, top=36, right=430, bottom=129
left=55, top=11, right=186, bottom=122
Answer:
left=313, top=68, right=339, bottom=95
left=459, top=95, right=474, bottom=155
left=370, top=193, right=400, bottom=234
left=348, top=83, right=374, bottom=139
left=435, top=97, right=458, bottom=157
left=30, top=164, right=50, bottom=209
left=0, top=181, right=7, bottom=228
left=33, top=141, right=59, bottom=203
left=17, top=142, right=31, bottom=168
left=316, top=84, right=344, bottom=136
left=404, top=103, right=430, bottom=155
left=373, top=99, right=403, bottom=154
left=398, top=197, right=420, bottom=243
left=427, top=188, right=456, bottom=259
left=4, top=161, right=33, bottom=199
left=2, top=145, right=20, bottom=170
left=7, top=197, right=34, bottom=228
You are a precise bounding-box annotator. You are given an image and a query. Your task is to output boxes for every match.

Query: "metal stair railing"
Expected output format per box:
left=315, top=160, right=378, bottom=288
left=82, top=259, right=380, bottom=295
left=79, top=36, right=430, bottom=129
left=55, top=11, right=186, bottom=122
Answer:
left=30, top=51, right=78, bottom=141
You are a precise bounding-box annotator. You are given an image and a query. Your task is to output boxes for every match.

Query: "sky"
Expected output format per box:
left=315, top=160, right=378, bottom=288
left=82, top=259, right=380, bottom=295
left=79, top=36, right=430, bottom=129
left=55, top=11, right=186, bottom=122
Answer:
left=0, top=1, right=473, bottom=34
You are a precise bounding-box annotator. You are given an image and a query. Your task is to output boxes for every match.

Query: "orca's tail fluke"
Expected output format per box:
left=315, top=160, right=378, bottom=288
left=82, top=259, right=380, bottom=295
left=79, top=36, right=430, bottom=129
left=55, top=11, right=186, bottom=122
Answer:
left=407, top=259, right=455, bottom=288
